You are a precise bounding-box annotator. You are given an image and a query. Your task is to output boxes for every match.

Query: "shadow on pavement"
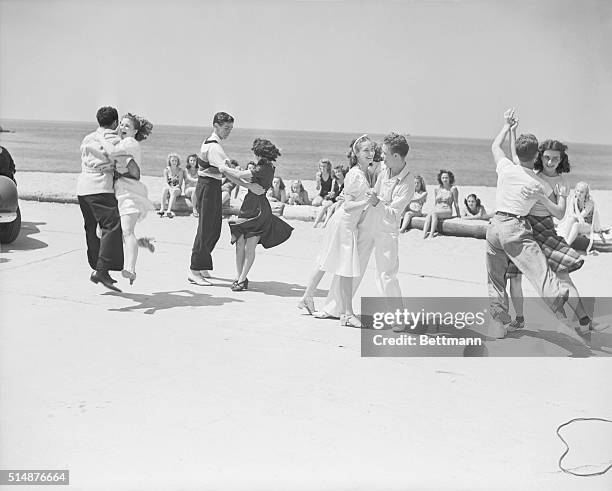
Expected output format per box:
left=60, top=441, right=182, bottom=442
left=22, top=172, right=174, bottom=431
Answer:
left=1, top=221, right=48, bottom=255
left=509, top=329, right=595, bottom=358
left=104, top=289, right=243, bottom=314
left=247, top=280, right=326, bottom=298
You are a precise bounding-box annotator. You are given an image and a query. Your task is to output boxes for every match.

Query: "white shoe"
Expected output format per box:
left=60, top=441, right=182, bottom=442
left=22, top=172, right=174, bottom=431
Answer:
left=313, top=311, right=339, bottom=320
left=488, top=319, right=507, bottom=339
left=188, top=273, right=212, bottom=286
left=199, top=270, right=211, bottom=278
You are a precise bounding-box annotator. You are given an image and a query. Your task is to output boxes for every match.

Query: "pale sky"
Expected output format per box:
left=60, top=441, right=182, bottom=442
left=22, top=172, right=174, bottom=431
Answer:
left=1, top=0, right=610, bottom=144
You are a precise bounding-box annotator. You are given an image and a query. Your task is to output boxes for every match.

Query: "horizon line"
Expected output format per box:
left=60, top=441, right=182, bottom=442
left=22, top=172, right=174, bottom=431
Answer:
left=1, top=117, right=610, bottom=147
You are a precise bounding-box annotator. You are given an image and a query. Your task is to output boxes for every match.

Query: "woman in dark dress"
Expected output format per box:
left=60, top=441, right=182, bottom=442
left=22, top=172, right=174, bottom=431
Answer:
left=218, top=139, right=294, bottom=291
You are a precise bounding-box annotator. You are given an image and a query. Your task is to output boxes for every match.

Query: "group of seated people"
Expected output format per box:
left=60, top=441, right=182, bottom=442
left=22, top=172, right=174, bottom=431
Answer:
left=398, top=170, right=604, bottom=249
left=398, top=169, right=489, bottom=238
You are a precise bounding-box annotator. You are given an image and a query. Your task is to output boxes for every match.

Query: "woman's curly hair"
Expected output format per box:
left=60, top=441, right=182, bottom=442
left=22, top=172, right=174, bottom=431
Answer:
left=414, top=175, right=426, bottom=193
left=464, top=193, right=482, bottom=213
left=122, top=113, right=153, bottom=142
left=533, top=139, right=570, bottom=174
left=167, top=153, right=181, bottom=167
left=346, top=135, right=373, bottom=167
left=252, top=138, right=281, bottom=163
left=437, top=169, right=455, bottom=187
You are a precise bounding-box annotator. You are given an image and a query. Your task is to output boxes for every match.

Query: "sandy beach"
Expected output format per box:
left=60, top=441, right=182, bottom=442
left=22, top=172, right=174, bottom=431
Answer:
left=1, top=196, right=611, bottom=490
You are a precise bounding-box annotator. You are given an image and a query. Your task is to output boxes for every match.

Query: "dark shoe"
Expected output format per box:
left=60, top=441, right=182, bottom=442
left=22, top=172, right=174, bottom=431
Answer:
left=90, top=271, right=122, bottom=292
left=231, top=280, right=248, bottom=291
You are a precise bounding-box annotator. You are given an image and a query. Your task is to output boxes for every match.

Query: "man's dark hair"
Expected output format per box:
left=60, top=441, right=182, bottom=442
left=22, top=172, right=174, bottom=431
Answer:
left=96, top=106, right=118, bottom=128
left=213, top=112, right=235, bottom=126
left=383, top=133, right=410, bottom=158
left=515, top=133, right=539, bottom=163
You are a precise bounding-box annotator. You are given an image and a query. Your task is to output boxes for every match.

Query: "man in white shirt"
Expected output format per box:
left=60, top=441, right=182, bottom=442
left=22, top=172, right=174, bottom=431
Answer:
left=486, top=109, right=569, bottom=338
left=77, top=106, right=123, bottom=292
left=188, top=112, right=234, bottom=286
left=317, top=133, right=414, bottom=325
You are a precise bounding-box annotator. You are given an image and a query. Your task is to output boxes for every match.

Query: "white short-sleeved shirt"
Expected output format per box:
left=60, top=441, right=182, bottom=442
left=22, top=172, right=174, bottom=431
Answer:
left=494, top=157, right=543, bottom=216
left=197, top=132, right=228, bottom=180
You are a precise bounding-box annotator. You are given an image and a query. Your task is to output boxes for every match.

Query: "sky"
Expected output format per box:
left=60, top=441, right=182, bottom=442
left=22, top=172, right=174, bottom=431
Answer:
left=0, top=0, right=610, bottom=144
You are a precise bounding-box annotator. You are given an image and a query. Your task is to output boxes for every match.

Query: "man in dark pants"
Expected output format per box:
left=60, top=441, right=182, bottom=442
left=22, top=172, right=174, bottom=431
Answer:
left=77, top=106, right=123, bottom=292
left=188, top=112, right=235, bottom=286
left=0, top=146, right=16, bottom=183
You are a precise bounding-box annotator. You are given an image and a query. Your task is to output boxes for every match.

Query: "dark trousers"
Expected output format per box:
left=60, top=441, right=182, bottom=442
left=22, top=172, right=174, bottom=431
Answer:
left=190, top=176, right=222, bottom=271
left=78, top=193, right=124, bottom=272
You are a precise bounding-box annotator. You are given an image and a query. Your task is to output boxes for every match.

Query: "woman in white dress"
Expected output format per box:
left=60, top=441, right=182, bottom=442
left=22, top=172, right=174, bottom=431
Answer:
left=102, top=113, right=154, bottom=284
left=298, top=134, right=374, bottom=327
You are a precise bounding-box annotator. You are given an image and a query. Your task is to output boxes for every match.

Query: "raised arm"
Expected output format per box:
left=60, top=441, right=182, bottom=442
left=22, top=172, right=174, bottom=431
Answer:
left=509, top=119, right=521, bottom=166
left=491, top=108, right=515, bottom=165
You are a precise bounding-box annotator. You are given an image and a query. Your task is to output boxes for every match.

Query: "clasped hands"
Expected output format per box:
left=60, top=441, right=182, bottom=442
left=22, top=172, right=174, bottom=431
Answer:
left=366, top=188, right=380, bottom=206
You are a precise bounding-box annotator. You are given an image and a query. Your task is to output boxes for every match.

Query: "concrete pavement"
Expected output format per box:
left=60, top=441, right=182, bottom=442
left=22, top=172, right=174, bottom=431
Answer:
left=1, top=201, right=611, bottom=490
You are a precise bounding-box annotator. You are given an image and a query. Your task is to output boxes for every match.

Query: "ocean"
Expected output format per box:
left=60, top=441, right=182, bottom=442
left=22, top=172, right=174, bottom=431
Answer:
left=1, top=119, right=611, bottom=189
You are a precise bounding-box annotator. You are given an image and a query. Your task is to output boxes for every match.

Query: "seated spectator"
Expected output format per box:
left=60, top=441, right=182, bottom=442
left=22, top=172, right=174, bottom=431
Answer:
left=0, top=146, right=16, bottom=184
left=184, top=153, right=199, bottom=217
left=559, top=181, right=607, bottom=253
left=288, top=180, right=310, bottom=205
left=267, top=176, right=288, bottom=203
left=158, top=153, right=186, bottom=218
left=422, top=169, right=459, bottom=239
left=221, top=159, right=240, bottom=207
left=312, top=158, right=333, bottom=206
left=462, top=193, right=489, bottom=220
left=313, top=165, right=345, bottom=227
left=400, top=175, right=428, bottom=232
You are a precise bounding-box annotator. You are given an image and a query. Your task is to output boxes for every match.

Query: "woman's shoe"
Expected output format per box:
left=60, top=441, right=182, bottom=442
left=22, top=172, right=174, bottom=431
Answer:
left=231, top=280, right=248, bottom=292
left=121, top=269, right=136, bottom=285
left=298, top=296, right=315, bottom=315
left=165, top=211, right=175, bottom=218
left=340, top=314, right=362, bottom=328
left=137, top=237, right=156, bottom=253
left=157, top=209, right=165, bottom=216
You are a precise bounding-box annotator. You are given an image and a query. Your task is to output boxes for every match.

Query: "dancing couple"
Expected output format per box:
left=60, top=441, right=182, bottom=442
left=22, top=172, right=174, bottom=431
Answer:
left=78, top=106, right=154, bottom=292
left=188, top=112, right=293, bottom=288
left=299, top=133, right=414, bottom=328
left=486, top=108, right=592, bottom=339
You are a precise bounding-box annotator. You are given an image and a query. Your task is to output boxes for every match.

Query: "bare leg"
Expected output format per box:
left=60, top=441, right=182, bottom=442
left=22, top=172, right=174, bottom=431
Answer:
left=400, top=211, right=415, bottom=232
left=234, top=234, right=246, bottom=282
left=313, top=206, right=327, bottom=228
left=303, top=268, right=325, bottom=298
left=238, top=236, right=259, bottom=282
left=508, top=275, right=524, bottom=318
left=121, top=213, right=139, bottom=281
left=422, top=214, right=432, bottom=238
left=166, top=188, right=180, bottom=214
left=339, top=275, right=354, bottom=316
left=430, top=212, right=439, bottom=238
left=565, top=218, right=579, bottom=245
left=159, top=188, right=169, bottom=213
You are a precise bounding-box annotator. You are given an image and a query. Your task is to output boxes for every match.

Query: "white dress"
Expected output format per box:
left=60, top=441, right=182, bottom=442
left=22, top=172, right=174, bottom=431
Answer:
left=316, top=166, right=369, bottom=277
left=113, top=137, right=155, bottom=221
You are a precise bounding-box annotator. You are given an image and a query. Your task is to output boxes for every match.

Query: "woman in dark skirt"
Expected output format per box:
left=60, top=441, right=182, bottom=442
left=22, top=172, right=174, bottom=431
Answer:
left=218, top=139, right=293, bottom=291
left=506, top=138, right=591, bottom=331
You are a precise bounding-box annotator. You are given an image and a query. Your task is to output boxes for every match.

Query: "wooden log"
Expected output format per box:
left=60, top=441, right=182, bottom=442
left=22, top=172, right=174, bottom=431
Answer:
left=410, top=216, right=488, bottom=239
